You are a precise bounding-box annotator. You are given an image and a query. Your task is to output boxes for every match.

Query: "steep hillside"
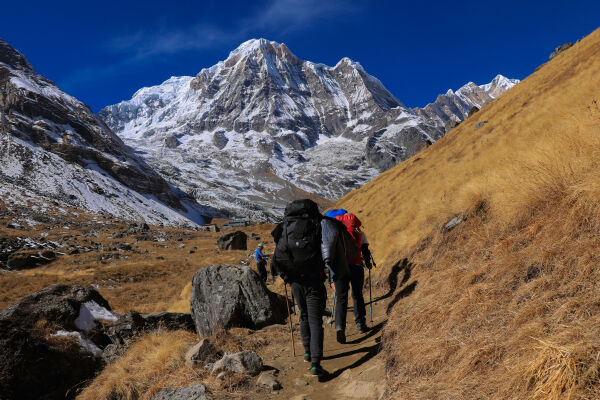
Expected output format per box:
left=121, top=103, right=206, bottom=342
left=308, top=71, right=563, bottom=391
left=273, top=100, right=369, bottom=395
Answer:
left=0, top=39, right=212, bottom=226
left=100, top=39, right=516, bottom=221
left=338, top=28, right=600, bottom=399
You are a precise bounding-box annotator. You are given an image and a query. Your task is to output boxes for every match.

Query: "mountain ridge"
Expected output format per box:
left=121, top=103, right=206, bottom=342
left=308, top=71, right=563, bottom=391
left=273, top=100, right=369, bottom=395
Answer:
left=0, top=38, right=213, bottom=226
left=100, top=38, right=518, bottom=221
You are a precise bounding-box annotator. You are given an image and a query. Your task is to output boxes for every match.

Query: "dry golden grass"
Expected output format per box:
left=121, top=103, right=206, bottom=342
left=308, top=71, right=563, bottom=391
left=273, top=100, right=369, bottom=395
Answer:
left=338, top=28, right=600, bottom=399
left=77, top=330, right=199, bottom=400
left=0, top=220, right=277, bottom=314
left=76, top=325, right=285, bottom=400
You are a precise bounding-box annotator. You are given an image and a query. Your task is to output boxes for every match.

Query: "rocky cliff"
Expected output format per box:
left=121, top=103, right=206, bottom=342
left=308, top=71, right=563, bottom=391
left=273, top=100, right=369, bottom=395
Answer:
left=0, top=39, right=211, bottom=226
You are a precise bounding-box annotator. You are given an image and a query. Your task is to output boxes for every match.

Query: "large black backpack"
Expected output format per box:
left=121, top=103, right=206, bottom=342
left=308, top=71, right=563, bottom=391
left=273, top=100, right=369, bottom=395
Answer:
left=273, top=199, right=324, bottom=281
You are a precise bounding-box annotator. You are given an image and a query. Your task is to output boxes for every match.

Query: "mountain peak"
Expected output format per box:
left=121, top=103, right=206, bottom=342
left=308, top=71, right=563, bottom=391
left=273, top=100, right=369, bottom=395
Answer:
left=0, top=39, right=34, bottom=72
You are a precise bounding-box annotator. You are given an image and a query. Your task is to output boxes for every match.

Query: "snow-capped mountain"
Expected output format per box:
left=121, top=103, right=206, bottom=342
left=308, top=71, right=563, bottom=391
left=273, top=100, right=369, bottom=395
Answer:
left=100, top=39, right=519, bottom=221
left=415, top=75, right=520, bottom=125
left=0, top=39, right=212, bottom=226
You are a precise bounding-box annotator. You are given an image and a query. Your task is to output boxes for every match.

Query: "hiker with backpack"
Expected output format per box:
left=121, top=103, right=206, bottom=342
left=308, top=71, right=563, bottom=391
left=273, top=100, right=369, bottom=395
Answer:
left=327, top=209, right=372, bottom=335
left=322, top=210, right=358, bottom=344
left=255, top=243, right=268, bottom=282
left=271, top=199, right=329, bottom=378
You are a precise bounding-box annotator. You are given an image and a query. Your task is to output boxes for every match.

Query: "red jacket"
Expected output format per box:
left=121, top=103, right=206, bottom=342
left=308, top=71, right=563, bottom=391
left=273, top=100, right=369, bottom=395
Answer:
left=335, top=214, right=363, bottom=265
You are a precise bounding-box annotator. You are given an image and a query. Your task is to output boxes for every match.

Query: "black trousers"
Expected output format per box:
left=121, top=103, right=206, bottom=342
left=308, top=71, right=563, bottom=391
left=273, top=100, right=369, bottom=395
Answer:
left=291, top=280, right=326, bottom=364
left=257, top=260, right=268, bottom=282
left=334, top=264, right=366, bottom=330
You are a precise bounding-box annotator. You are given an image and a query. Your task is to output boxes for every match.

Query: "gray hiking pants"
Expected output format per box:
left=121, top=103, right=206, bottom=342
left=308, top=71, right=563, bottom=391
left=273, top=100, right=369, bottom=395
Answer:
left=334, top=263, right=366, bottom=330
left=291, top=280, right=326, bottom=365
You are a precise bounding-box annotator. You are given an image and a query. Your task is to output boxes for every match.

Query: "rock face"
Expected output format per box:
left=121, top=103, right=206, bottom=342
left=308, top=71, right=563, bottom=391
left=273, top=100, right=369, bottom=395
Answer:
left=211, top=351, right=263, bottom=376
left=152, top=384, right=211, bottom=400
left=190, top=265, right=286, bottom=335
left=0, top=39, right=212, bottom=226
left=217, top=231, right=247, bottom=250
left=550, top=42, right=574, bottom=59
left=0, top=284, right=117, bottom=400
left=100, top=39, right=519, bottom=221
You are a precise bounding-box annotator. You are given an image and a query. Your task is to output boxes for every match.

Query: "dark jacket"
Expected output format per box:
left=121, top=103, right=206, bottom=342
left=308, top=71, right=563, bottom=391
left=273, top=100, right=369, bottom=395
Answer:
left=321, top=217, right=350, bottom=283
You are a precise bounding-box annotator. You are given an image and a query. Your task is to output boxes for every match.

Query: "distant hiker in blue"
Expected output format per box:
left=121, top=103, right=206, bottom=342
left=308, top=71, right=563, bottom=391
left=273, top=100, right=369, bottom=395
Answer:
left=255, top=243, right=268, bottom=282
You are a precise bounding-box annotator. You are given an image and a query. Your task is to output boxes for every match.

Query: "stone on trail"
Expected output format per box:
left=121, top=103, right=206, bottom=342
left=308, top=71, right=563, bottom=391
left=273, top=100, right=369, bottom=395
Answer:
left=190, top=265, right=287, bottom=335
left=151, top=384, right=211, bottom=400
left=217, top=230, right=247, bottom=250
left=211, top=351, right=263, bottom=376
left=185, top=339, right=220, bottom=367
left=257, top=370, right=282, bottom=390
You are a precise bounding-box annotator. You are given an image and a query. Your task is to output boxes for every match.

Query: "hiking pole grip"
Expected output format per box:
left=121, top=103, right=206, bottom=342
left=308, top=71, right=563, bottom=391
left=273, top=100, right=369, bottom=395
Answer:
left=284, top=283, right=296, bottom=357
left=369, top=268, right=373, bottom=328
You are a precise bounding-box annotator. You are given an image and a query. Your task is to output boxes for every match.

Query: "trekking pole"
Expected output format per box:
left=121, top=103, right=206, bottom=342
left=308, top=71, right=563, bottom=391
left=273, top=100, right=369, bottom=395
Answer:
left=368, top=268, right=373, bottom=328
left=284, top=283, right=296, bottom=357
left=329, top=290, right=336, bottom=326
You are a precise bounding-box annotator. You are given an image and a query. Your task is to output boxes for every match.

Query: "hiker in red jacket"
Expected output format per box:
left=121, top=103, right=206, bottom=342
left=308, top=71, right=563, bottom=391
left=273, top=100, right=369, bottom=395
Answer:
left=332, top=212, right=371, bottom=336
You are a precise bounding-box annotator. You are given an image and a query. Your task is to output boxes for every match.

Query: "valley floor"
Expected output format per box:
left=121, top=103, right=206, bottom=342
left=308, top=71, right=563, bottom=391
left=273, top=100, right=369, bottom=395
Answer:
left=0, top=197, right=394, bottom=399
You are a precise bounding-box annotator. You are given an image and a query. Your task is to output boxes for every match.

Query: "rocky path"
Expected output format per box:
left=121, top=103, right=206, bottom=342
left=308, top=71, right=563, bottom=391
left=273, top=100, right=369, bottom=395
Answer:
left=257, top=285, right=389, bottom=400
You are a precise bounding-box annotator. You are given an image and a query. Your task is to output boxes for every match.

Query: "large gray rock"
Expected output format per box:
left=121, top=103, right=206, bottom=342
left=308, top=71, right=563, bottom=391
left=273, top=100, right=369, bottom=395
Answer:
left=211, top=351, right=263, bottom=376
left=190, top=265, right=286, bottom=335
left=0, top=284, right=113, bottom=400
left=152, top=384, right=211, bottom=400
left=217, top=231, right=247, bottom=250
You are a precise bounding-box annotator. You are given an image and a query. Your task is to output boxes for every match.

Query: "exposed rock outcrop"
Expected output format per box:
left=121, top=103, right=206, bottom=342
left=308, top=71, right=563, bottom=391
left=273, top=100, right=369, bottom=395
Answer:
left=190, top=265, right=286, bottom=335
left=0, top=38, right=212, bottom=226
left=0, top=284, right=117, bottom=400
left=217, top=231, right=247, bottom=250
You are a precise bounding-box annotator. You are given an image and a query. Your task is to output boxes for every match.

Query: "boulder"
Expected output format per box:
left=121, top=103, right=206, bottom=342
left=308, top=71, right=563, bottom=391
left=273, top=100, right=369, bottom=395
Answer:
left=217, top=231, right=247, bottom=250
left=444, top=119, right=460, bottom=133
left=0, top=284, right=115, bottom=331
left=107, top=311, right=194, bottom=345
left=185, top=339, right=220, bottom=367
left=190, top=265, right=287, bottom=335
left=0, top=284, right=115, bottom=400
left=152, top=384, right=211, bottom=400
left=211, top=351, right=263, bottom=376
left=6, top=250, right=56, bottom=270
left=467, top=106, right=480, bottom=118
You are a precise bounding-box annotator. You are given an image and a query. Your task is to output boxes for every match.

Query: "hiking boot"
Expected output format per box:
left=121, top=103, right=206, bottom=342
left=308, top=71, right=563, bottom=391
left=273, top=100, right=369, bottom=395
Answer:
left=303, top=353, right=311, bottom=363
left=336, top=328, right=346, bottom=344
left=357, top=322, right=369, bottom=333
left=310, top=365, right=328, bottom=377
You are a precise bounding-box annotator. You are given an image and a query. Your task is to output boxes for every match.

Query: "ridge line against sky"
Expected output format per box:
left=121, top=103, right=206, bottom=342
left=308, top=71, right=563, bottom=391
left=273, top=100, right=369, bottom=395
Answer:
left=2, top=0, right=600, bottom=111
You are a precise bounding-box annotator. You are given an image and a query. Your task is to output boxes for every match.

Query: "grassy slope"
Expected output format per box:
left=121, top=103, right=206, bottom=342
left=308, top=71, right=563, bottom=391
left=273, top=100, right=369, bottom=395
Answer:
left=338, top=28, right=600, bottom=399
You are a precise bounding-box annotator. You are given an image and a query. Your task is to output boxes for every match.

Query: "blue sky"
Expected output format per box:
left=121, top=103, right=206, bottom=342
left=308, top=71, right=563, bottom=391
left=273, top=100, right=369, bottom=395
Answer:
left=2, top=0, right=599, bottom=111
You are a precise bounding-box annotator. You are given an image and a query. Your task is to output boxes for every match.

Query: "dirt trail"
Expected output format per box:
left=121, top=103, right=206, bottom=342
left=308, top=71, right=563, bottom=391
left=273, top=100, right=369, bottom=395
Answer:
left=254, top=282, right=390, bottom=400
